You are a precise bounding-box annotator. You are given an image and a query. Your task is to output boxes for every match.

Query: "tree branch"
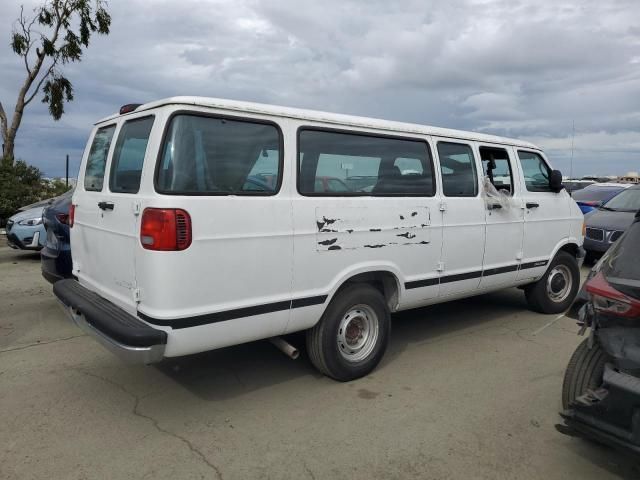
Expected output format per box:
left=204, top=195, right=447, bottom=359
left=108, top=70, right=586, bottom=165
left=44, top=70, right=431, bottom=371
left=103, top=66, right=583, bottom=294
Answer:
left=24, top=62, right=56, bottom=106
left=0, top=101, right=7, bottom=143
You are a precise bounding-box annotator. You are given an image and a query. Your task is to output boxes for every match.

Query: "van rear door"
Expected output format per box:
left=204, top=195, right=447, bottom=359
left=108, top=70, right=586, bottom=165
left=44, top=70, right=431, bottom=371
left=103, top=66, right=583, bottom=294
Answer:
left=72, top=115, right=155, bottom=313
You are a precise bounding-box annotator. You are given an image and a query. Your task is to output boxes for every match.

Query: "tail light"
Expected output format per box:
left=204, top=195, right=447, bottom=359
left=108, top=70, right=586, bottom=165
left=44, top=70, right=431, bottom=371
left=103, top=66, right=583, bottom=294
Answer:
left=140, top=208, right=192, bottom=251
left=68, top=204, right=75, bottom=228
left=586, top=272, right=640, bottom=318
left=56, top=213, right=70, bottom=225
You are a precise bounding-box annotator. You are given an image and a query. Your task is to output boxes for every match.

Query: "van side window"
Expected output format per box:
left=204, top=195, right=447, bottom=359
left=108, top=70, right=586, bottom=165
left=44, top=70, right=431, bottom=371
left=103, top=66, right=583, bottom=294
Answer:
left=156, top=114, right=282, bottom=195
left=518, top=151, right=552, bottom=192
left=298, top=129, right=435, bottom=196
left=437, top=142, right=478, bottom=197
left=84, top=125, right=115, bottom=192
left=479, top=146, right=513, bottom=195
left=109, top=116, right=155, bottom=194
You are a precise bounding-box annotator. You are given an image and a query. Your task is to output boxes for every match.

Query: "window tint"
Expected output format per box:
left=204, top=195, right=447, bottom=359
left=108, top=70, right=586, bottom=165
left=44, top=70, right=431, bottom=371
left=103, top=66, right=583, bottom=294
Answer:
left=602, top=222, right=640, bottom=299
left=109, top=117, right=154, bottom=194
left=298, top=129, right=434, bottom=196
left=84, top=125, right=115, bottom=191
left=437, top=142, right=478, bottom=197
left=518, top=151, right=552, bottom=192
left=480, top=146, right=513, bottom=194
left=157, top=114, right=281, bottom=194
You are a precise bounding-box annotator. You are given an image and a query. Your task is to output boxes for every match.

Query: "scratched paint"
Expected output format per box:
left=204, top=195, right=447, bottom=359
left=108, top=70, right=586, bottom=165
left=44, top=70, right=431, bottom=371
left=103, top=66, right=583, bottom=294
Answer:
left=315, top=206, right=431, bottom=252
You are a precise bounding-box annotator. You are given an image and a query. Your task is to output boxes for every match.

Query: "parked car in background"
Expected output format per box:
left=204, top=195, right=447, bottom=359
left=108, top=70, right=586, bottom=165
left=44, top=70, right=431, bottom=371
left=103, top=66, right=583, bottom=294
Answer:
left=583, top=185, right=640, bottom=257
left=6, top=206, right=46, bottom=251
left=560, top=210, right=640, bottom=454
left=41, top=190, right=74, bottom=283
left=571, top=183, right=631, bottom=214
left=314, top=176, right=351, bottom=193
left=563, top=179, right=595, bottom=193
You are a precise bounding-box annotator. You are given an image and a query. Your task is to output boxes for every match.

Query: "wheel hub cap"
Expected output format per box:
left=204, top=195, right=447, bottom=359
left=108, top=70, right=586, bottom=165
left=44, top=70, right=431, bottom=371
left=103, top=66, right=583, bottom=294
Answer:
left=337, top=305, right=380, bottom=363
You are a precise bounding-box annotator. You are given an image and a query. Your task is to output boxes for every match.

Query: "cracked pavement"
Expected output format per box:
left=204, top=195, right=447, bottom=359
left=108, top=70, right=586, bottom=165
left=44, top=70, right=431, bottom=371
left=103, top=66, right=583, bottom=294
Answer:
left=1, top=245, right=638, bottom=479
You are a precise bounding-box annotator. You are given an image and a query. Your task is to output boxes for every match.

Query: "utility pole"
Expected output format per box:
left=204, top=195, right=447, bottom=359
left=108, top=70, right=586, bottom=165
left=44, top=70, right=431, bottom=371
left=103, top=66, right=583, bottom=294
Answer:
left=66, top=154, right=69, bottom=187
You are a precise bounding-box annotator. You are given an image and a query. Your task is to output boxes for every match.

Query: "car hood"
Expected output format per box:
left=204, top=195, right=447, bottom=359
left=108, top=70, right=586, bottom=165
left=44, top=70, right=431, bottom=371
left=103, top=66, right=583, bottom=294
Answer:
left=9, top=206, right=45, bottom=222
left=585, top=209, right=637, bottom=230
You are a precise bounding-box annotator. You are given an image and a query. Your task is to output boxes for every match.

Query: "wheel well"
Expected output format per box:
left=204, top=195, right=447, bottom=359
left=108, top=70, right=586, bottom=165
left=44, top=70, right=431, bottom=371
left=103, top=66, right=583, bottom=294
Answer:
left=558, top=243, right=579, bottom=258
left=336, top=271, right=400, bottom=311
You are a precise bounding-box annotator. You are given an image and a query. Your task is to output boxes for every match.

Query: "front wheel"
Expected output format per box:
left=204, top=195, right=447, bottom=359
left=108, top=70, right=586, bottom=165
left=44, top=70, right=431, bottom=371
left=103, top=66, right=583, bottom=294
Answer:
left=306, top=284, right=390, bottom=382
left=525, top=251, right=580, bottom=314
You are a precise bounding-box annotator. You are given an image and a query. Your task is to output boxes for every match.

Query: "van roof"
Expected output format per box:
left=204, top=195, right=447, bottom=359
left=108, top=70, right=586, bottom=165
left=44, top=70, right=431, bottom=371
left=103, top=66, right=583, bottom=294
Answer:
left=97, top=96, right=540, bottom=150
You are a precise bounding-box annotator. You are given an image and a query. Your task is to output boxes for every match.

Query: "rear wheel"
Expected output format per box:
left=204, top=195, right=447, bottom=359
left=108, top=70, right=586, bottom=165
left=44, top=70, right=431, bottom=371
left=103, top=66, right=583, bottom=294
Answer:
left=525, top=251, right=580, bottom=314
left=562, top=339, right=610, bottom=409
left=306, top=284, right=390, bottom=382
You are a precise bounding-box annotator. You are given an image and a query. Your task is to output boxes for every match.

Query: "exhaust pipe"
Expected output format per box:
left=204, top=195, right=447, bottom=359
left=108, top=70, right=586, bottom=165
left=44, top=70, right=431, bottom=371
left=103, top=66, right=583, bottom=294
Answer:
left=269, top=337, right=299, bottom=360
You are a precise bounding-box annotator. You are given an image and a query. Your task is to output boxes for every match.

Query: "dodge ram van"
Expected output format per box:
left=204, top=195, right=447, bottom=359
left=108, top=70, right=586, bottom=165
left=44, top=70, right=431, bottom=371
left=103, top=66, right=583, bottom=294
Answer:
left=54, top=97, right=585, bottom=381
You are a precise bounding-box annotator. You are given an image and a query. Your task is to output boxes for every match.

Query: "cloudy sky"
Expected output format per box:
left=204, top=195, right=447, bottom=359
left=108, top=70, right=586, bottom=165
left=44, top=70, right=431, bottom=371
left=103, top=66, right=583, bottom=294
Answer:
left=1, top=0, right=639, bottom=178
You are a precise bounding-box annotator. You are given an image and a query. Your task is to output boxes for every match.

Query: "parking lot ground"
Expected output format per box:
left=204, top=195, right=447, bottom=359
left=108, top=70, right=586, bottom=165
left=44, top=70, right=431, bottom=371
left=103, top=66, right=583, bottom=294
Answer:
left=1, top=243, right=638, bottom=480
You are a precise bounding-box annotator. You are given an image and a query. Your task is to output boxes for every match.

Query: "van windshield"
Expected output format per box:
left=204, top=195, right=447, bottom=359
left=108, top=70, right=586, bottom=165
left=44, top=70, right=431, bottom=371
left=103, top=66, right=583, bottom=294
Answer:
left=157, top=114, right=281, bottom=194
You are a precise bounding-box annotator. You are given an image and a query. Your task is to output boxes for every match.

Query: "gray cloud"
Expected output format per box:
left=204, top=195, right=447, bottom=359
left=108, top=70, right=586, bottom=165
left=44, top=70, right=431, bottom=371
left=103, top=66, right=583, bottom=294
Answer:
left=1, top=0, right=639, bottom=177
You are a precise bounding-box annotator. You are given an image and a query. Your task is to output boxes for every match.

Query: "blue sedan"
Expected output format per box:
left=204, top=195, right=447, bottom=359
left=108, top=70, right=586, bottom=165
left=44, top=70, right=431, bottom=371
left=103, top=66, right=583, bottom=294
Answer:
left=6, top=206, right=46, bottom=250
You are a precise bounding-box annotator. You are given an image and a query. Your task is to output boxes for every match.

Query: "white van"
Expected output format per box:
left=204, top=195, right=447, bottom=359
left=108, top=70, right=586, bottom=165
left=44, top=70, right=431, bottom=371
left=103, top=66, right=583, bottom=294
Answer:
left=54, top=97, right=585, bottom=381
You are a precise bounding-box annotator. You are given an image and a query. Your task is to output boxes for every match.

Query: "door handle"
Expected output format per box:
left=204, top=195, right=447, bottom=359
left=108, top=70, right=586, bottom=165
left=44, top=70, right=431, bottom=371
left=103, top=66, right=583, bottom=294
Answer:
left=526, top=202, right=540, bottom=209
left=487, top=203, right=502, bottom=210
left=98, top=201, right=115, bottom=211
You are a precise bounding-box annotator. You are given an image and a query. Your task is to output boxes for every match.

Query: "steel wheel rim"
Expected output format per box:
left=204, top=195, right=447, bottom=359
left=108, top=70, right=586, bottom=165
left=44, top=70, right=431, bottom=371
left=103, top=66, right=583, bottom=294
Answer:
left=547, top=265, right=572, bottom=303
left=337, top=304, right=379, bottom=362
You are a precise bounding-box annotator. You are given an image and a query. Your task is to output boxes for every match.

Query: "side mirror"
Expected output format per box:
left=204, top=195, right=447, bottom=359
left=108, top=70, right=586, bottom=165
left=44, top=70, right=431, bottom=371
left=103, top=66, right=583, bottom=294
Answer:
left=549, top=170, right=564, bottom=193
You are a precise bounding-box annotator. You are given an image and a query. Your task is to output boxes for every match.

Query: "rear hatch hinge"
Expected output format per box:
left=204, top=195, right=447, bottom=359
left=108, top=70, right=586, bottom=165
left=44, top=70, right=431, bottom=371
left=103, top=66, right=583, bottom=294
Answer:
left=133, top=288, right=142, bottom=303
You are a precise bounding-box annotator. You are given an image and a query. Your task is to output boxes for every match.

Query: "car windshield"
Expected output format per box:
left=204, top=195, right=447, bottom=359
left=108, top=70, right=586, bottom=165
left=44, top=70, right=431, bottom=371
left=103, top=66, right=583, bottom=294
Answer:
left=602, top=188, right=640, bottom=211
left=601, top=220, right=640, bottom=299
left=571, top=186, right=623, bottom=202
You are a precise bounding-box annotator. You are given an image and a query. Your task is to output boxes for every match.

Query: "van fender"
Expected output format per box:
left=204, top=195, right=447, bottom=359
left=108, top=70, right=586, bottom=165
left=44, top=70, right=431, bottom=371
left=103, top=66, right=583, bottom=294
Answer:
left=286, top=262, right=404, bottom=333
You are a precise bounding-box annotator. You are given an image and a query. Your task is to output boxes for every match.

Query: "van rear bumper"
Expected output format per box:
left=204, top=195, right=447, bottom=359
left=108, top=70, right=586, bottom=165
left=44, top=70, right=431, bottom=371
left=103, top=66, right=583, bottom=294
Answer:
left=53, top=279, right=166, bottom=364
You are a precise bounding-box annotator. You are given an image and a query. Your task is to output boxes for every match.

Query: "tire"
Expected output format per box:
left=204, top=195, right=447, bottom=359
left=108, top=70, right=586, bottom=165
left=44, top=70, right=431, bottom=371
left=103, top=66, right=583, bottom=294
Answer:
left=562, top=339, right=610, bottom=409
left=525, top=251, right=580, bottom=314
left=306, top=283, right=390, bottom=382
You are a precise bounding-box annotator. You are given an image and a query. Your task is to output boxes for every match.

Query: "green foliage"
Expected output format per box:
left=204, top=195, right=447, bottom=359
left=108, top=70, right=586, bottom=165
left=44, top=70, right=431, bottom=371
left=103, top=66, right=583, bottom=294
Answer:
left=44, top=178, right=73, bottom=197
left=0, top=157, right=45, bottom=220
left=42, top=74, right=74, bottom=120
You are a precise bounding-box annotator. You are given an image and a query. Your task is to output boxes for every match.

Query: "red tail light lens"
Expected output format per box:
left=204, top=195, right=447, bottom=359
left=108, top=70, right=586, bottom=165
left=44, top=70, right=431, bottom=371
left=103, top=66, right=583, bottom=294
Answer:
left=68, top=205, right=75, bottom=228
left=140, top=208, right=192, bottom=251
left=56, top=213, right=70, bottom=225
left=586, top=272, right=640, bottom=318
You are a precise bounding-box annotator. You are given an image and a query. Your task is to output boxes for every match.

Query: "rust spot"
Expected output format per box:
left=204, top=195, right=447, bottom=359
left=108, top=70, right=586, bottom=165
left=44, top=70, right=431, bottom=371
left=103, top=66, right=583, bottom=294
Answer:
left=364, top=244, right=385, bottom=248
left=346, top=229, right=354, bottom=234
left=399, top=215, right=405, bottom=220
left=318, top=238, right=338, bottom=246
left=369, top=228, right=381, bottom=232
left=320, top=228, right=338, bottom=233
left=411, top=211, right=418, bottom=217
left=397, top=232, right=416, bottom=239
left=421, top=224, right=429, bottom=228
left=328, top=245, right=342, bottom=250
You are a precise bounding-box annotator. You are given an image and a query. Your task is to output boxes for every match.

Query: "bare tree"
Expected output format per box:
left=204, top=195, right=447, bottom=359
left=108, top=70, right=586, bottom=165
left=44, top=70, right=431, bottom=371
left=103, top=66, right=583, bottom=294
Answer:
left=0, top=0, right=111, bottom=162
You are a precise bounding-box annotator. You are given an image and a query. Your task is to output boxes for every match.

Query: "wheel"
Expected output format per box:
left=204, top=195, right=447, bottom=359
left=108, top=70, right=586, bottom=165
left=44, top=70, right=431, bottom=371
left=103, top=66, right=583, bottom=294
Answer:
left=525, top=251, right=580, bottom=314
left=306, top=284, right=390, bottom=382
left=562, top=339, right=610, bottom=409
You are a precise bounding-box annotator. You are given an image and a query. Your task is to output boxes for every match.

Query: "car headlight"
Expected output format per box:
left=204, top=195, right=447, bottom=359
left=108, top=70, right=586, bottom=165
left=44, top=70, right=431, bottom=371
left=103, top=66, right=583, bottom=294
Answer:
left=18, top=217, right=42, bottom=226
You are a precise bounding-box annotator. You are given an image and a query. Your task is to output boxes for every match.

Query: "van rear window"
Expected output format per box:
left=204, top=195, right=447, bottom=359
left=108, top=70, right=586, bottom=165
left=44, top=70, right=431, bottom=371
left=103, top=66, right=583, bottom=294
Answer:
left=84, top=125, right=115, bottom=192
left=109, top=116, right=154, bottom=194
left=156, top=114, right=282, bottom=195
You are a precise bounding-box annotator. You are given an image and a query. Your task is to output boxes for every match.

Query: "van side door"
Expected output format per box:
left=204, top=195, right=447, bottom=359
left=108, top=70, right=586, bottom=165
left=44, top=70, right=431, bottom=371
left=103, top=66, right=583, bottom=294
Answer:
left=516, top=149, right=570, bottom=281
left=477, top=143, right=525, bottom=289
left=436, top=139, right=485, bottom=296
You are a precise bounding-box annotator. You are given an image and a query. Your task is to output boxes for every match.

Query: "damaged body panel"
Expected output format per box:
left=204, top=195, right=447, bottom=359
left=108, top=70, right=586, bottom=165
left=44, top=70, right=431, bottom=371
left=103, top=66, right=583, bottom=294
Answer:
left=315, top=207, right=431, bottom=252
